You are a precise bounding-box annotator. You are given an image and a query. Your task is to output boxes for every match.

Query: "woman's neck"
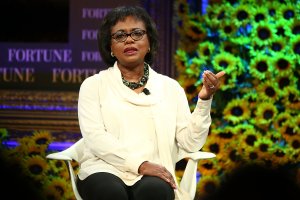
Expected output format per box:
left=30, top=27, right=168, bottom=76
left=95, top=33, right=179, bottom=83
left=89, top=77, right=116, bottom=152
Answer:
left=118, top=63, right=144, bottom=82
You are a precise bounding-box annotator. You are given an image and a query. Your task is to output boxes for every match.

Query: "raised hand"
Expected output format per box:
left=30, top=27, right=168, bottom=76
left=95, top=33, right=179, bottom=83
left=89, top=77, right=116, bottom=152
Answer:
left=199, top=70, right=226, bottom=100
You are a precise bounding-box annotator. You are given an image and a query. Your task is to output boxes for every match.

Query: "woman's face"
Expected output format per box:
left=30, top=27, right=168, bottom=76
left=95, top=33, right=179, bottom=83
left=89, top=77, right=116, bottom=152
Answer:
left=110, top=16, right=150, bottom=67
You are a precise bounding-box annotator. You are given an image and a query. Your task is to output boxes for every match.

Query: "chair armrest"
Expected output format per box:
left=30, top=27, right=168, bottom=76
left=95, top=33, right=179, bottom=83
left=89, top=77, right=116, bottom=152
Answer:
left=46, top=152, right=73, bottom=161
left=185, top=151, right=216, bottom=161
left=179, top=151, right=216, bottom=200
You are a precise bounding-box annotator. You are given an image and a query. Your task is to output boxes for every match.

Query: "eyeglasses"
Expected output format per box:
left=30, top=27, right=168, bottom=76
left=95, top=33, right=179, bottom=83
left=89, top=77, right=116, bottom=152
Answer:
left=111, top=29, right=146, bottom=43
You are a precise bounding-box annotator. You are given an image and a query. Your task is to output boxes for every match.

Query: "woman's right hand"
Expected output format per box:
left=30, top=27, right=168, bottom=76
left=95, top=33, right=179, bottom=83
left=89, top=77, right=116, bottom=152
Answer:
left=138, top=161, right=177, bottom=189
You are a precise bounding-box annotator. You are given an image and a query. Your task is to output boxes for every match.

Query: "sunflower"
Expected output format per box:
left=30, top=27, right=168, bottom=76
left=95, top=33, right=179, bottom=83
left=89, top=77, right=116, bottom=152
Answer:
left=232, top=4, right=253, bottom=27
left=268, top=37, right=287, bottom=56
left=249, top=54, right=274, bottom=80
left=212, top=126, right=238, bottom=141
left=253, top=137, right=273, bottom=160
left=48, top=159, right=67, bottom=174
left=204, top=3, right=233, bottom=28
left=290, top=20, right=300, bottom=36
left=27, top=144, right=47, bottom=157
left=285, top=135, right=300, bottom=151
left=275, top=73, right=298, bottom=92
left=274, top=18, right=293, bottom=38
left=185, top=57, right=205, bottom=78
left=281, top=86, right=300, bottom=111
left=251, top=5, right=269, bottom=23
left=239, top=128, right=260, bottom=148
left=174, top=49, right=188, bottom=74
left=31, top=130, right=52, bottom=146
left=174, top=0, right=189, bottom=18
left=196, top=175, right=220, bottom=198
left=265, top=1, right=282, bottom=18
left=290, top=35, right=300, bottom=63
left=223, top=98, right=251, bottom=125
left=273, top=111, right=292, bottom=130
left=242, top=146, right=264, bottom=165
left=198, top=159, right=219, bottom=176
left=219, top=41, right=240, bottom=56
left=43, top=186, right=62, bottom=200
left=184, top=17, right=207, bottom=42
left=255, top=80, right=280, bottom=102
left=278, top=120, right=299, bottom=141
left=201, top=136, right=225, bottom=159
left=212, top=52, right=244, bottom=76
left=253, top=101, right=278, bottom=129
left=196, top=41, right=215, bottom=60
left=221, top=145, right=243, bottom=170
left=268, top=145, right=292, bottom=166
left=251, top=21, right=277, bottom=46
left=276, top=3, right=298, bottom=22
left=22, top=155, right=49, bottom=181
left=219, top=19, right=238, bottom=39
left=273, top=52, right=295, bottom=76
left=178, top=74, right=200, bottom=102
left=44, top=177, right=72, bottom=199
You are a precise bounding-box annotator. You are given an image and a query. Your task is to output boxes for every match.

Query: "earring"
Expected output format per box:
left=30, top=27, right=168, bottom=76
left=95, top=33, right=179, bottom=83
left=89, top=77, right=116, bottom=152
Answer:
left=148, top=48, right=150, bottom=52
left=111, top=52, right=114, bottom=57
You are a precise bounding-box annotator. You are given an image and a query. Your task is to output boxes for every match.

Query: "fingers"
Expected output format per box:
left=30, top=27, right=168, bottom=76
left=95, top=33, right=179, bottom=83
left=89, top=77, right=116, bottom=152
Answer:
left=203, top=70, right=225, bottom=90
left=139, top=162, right=177, bottom=189
left=216, top=70, right=226, bottom=78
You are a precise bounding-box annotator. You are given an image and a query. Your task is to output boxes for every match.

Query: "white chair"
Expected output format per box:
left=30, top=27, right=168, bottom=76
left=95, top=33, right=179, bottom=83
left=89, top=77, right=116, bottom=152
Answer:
left=46, top=138, right=216, bottom=200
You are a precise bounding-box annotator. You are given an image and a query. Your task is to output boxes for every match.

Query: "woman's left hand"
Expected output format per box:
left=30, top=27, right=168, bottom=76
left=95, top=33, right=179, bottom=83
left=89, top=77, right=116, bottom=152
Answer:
left=199, top=70, right=225, bottom=100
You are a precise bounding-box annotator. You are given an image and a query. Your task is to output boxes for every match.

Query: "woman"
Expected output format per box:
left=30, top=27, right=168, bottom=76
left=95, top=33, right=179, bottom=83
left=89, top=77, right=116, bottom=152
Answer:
left=76, top=5, right=225, bottom=200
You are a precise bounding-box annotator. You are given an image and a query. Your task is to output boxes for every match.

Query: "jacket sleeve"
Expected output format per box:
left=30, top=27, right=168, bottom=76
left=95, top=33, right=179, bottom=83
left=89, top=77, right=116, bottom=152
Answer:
left=78, top=75, right=146, bottom=175
left=175, top=86, right=212, bottom=152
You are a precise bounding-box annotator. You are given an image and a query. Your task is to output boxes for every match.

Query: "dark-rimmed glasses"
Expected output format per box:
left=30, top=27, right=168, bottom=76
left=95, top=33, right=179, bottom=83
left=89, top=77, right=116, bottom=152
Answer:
left=111, top=29, right=146, bottom=43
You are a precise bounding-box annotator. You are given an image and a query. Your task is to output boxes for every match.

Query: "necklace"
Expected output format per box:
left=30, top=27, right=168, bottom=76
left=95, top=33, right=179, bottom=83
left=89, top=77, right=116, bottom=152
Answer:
left=122, top=63, right=149, bottom=90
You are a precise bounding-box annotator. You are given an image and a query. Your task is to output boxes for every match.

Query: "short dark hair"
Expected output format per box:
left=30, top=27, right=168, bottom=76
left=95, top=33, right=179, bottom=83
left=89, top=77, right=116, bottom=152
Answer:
left=97, top=6, right=159, bottom=66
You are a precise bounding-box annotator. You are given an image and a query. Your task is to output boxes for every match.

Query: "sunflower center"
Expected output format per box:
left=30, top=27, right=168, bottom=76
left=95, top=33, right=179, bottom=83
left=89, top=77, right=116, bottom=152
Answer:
left=293, top=42, right=300, bottom=54
left=292, top=140, right=300, bottom=149
left=209, top=143, right=220, bottom=154
left=283, top=10, right=294, bottom=20
left=277, top=58, right=289, bottom=70
left=271, top=42, right=282, bottom=51
left=224, top=25, right=233, bottom=34
left=237, top=10, right=248, bottom=21
left=203, top=163, right=213, bottom=169
left=29, top=164, right=43, bottom=175
left=263, top=110, right=274, bottom=119
left=259, top=144, right=268, bottom=152
left=219, top=60, right=229, bottom=67
left=285, top=126, right=296, bottom=136
left=191, top=26, right=202, bottom=35
left=268, top=9, right=276, bottom=16
left=186, top=84, right=196, bottom=94
left=255, top=13, right=265, bottom=22
left=204, top=48, right=210, bottom=56
left=292, top=24, right=300, bottom=34
left=258, top=28, right=271, bottom=40
left=219, top=132, right=233, bottom=139
left=246, top=135, right=256, bottom=146
left=217, top=11, right=225, bottom=20
left=229, top=150, right=238, bottom=161
left=249, top=152, right=258, bottom=160
left=265, top=87, right=275, bottom=97
left=256, top=61, right=268, bottom=72
left=231, top=106, right=243, bottom=116
left=276, top=27, right=285, bottom=36
left=278, top=77, right=290, bottom=89
left=288, top=93, right=298, bottom=103
left=274, top=150, right=285, bottom=157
